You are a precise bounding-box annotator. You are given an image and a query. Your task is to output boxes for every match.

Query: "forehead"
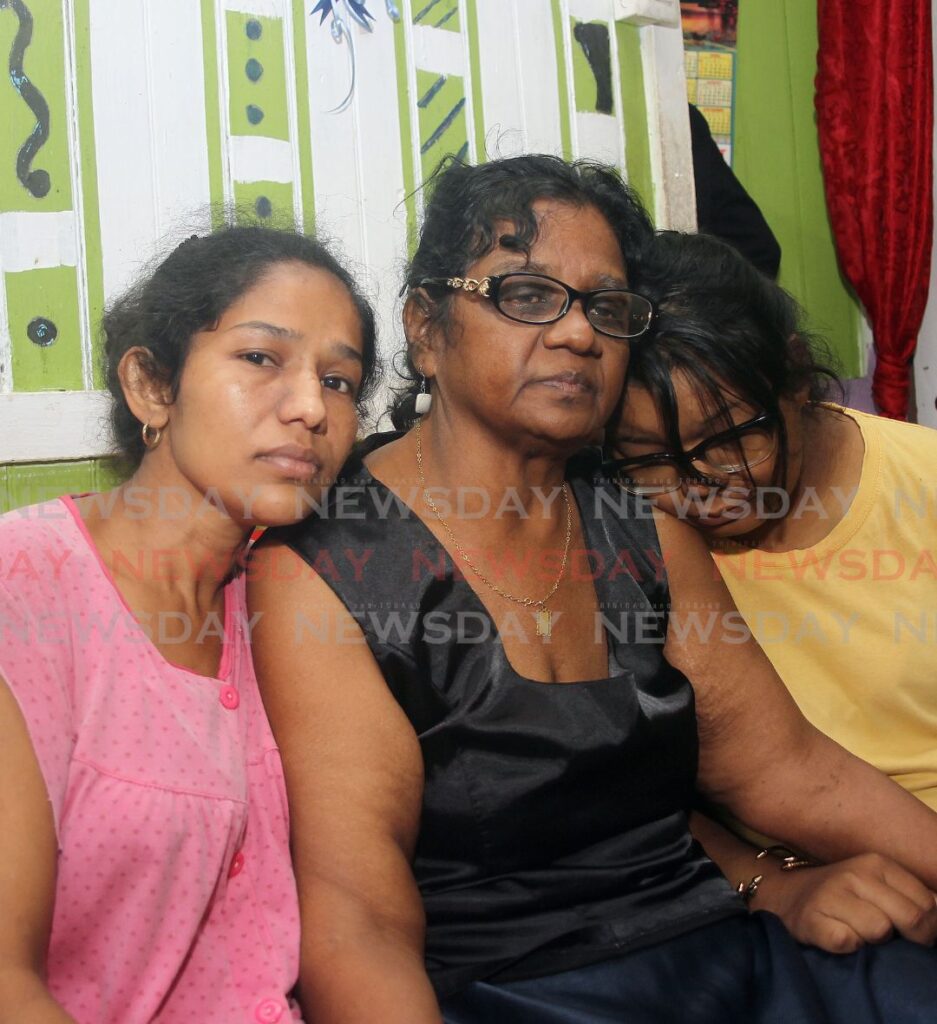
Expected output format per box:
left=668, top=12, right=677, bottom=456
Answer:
left=486, top=200, right=627, bottom=279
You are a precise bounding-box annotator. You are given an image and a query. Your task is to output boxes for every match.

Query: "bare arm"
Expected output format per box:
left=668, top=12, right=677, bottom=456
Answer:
left=0, top=679, right=77, bottom=1024
left=248, top=542, right=442, bottom=1024
left=690, top=810, right=937, bottom=952
left=656, top=511, right=937, bottom=891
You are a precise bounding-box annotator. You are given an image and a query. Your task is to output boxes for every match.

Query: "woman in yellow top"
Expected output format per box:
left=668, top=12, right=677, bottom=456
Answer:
left=608, top=229, right=937, bottom=954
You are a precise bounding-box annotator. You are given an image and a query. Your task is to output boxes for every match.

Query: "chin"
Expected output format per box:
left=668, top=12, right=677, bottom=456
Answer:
left=243, top=485, right=327, bottom=528
left=528, top=413, right=602, bottom=451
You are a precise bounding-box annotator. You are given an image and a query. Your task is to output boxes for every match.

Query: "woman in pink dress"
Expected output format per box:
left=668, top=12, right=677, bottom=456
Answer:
left=0, top=226, right=377, bottom=1024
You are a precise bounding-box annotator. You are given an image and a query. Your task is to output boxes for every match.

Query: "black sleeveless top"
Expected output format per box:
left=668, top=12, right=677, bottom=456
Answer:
left=271, top=439, right=742, bottom=998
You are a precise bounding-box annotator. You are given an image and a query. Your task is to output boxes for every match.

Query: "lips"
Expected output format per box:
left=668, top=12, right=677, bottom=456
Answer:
left=532, top=371, right=597, bottom=394
left=257, top=444, right=322, bottom=481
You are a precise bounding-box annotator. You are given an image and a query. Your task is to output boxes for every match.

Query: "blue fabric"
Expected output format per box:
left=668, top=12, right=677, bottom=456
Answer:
left=440, top=913, right=937, bottom=1024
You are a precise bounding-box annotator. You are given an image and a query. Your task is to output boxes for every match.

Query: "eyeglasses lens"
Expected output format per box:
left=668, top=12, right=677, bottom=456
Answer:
left=588, top=293, right=653, bottom=338
left=616, top=421, right=778, bottom=496
left=618, top=465, right=682, bottom=496
left=699, top=426, right=777, bottom=473
left=496, top=276, right=567, bottom=324
left=495, top=275, right=652, bottom=338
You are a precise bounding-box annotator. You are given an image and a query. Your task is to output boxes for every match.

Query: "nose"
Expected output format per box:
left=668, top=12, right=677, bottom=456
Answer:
left=278, top=373, right=327, bottom=433
left=541, top=298, right=600, bottom=356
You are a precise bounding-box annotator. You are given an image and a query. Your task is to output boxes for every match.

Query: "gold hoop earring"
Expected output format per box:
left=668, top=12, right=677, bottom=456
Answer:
left=141, top=422, right=162, bottom=450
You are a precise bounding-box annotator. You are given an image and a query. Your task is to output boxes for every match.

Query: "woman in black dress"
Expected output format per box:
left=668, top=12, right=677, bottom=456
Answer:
left=249, top=155, right=937, bottom=1023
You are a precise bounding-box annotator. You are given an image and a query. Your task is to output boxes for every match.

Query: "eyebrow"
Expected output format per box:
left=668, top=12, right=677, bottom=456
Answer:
left=699, top=401, right=748, bottom=430
left=229, top=320, right=303, bottom=340
left=491, top=260, right=629, bottom=289
left=615, top=431, right=668, bottom=447
left=229, top=321, right=363, bottom=363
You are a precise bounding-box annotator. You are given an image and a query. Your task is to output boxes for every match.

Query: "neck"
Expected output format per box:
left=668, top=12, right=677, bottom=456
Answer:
left=415, top=409, right=573, bottom=527
left=732, top=404, right=856, bottom=552
left=84, top=458, right=251, bottom=604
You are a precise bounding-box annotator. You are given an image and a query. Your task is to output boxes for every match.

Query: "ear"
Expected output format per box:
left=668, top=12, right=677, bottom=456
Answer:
left=402, top=288, right=442, bottom=379
left=117, top=347, right=173, bottom=430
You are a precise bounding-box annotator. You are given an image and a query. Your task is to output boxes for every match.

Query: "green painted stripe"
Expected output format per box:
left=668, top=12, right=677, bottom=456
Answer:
left=464, top=0, right=486, bottom=162
left=616, top=22, right=654, bottom=214
left=550, top=0, right=573, bottom=160
left=74, top=0, right=106, bottom=387
left=200, top=0, right=226, bottom=225
left=7, top=265, right=84, bottom=391
left=291, top=0, right=316, bottom=233
left=227, top=12, right=290, bottom=141
left=393, top=16, right=418, bottom=255
left=0, top=0, right=72, bottom=212
left=233, top=180, right=296, bottom=227
left=0, top=458, right=127, bottom=513
left=416, top=70, right=467, bottom=181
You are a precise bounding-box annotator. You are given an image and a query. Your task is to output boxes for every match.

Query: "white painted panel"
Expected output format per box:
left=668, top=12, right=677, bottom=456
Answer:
left=576, top=111, right=623, bottom=166
left=306, top=22, right=368, bottom=268
left=0, top=271, right=10, bottom=393
left=305, top=12, right=409, bottom=396
left=412, top=23, right=465, bottom=75
left=282, top=3, right=307, bottom=229
left=0, top=391, right=114, bottom=462
left=615, top=0, right=680, bottom=26
left=225, top=0, right=285, bottom=16
left=89, top=0, right=211, bottom=301
left=144, top=0, right=214, bottom=237
left=89, top=0, right=158, bottom=298
left=639, top=22, right=694, bottom=228
left=569, top=0, right=616, bottom=22
left=350, top=25, right=410, bottom=374
left=0, top=213, right=79, bottom=272
left=230, top=136, right=294, bottom=183
left=62, top=0, right=94, bottom=388
left=474, top=0, right=563, bottom=160
left=515, top=2, right=564, bottom=156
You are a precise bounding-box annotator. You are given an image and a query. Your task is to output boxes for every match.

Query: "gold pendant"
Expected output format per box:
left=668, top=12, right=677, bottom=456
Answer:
left=535, top=608, right=552, bottom=639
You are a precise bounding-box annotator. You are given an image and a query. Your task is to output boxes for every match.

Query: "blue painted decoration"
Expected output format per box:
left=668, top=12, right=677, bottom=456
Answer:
left=1, top=0, right=51, bottom=198
left=245, top=58, right=264, bottom=82
left=27, top=316, right=57, bottom=346
left=310, top=0, right=400, bottom=113
left=246, top=19, right=262, bottom=39
left=246, top=104, right=265, bottom=124
left=255, top=195, right=272, bottom=218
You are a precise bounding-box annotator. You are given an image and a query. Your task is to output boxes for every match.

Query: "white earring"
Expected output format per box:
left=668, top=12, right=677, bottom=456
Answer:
left=414, top=375, right=432, bottom=415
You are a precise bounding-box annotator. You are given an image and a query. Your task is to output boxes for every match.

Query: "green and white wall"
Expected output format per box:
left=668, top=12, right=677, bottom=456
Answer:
left=0, top=0, right=693, bottom=512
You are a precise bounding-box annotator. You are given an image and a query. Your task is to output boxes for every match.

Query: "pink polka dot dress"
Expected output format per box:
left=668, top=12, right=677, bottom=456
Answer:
left=0, top=498, right=303, bottom=1024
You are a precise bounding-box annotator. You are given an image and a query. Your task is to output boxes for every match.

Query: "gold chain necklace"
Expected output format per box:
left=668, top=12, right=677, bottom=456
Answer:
left=415, top=419, right=572, bottom=638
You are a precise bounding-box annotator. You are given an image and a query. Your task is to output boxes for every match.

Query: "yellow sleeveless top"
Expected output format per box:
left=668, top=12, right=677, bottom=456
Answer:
left=713, top=406, right=937, bottom=814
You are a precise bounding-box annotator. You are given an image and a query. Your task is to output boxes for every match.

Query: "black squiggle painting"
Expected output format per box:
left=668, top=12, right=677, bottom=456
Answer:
left=1, top=0, right=51, bottom=198
left=573, top=22, right=613, bottom=116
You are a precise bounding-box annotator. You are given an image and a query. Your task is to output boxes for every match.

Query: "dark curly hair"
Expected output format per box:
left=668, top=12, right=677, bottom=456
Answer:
left=622, top=230, right=843, bottom=489
left=390, top=153, right=654, bottom=429
left=103, top=225, right=379, bottom=468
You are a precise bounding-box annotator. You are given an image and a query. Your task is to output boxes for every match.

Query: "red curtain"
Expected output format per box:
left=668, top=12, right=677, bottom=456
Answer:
left=815, top=0, right=933, bottom=419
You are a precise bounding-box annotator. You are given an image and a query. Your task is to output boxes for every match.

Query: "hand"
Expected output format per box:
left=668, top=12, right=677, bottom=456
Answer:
left=756, top=852, right=937, bottom=953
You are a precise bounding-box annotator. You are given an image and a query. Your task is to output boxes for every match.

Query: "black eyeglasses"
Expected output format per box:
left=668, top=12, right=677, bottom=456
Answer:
left=417, top=272, right=655, bottom=340
left=603, top=412, right=779, bottom=496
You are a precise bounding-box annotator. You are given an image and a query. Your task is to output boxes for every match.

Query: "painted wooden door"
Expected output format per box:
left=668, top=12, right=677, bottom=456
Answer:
left=0, top=0, right=691, bottom=511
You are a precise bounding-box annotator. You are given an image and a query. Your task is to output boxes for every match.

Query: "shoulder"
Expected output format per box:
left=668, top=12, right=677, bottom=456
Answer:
left=0, top=498, right=87, bottom=603
left=0, top=497, right=75, bottom=548
left=845, top=406, right=937, bottom=453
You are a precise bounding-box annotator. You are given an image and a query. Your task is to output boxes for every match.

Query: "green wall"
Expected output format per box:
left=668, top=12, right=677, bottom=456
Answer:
left=734, top=1, right=861, bottom=376
left=0, top=458, right=125, bottom=514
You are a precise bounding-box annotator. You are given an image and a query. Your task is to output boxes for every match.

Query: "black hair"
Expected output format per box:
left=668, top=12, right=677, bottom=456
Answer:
left=103, top=224, right=378, bottom=468
left=390, top=153, right=654, bottom=429
left=623, top=230, right=842, bottom=489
